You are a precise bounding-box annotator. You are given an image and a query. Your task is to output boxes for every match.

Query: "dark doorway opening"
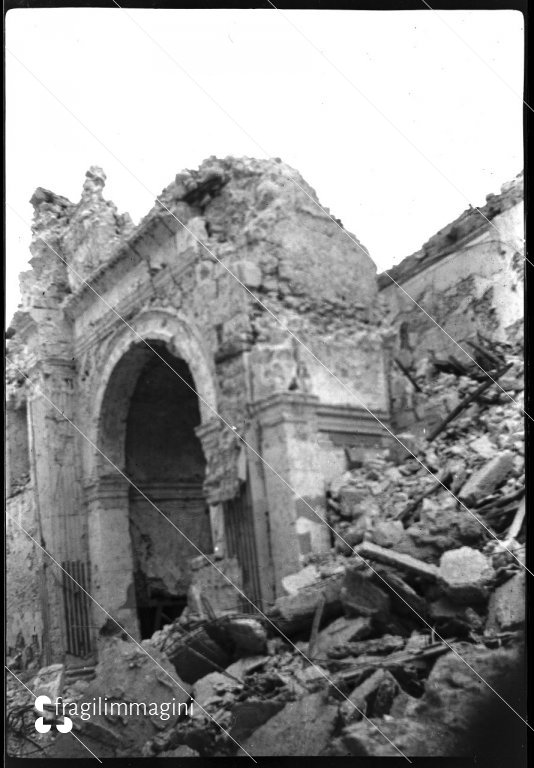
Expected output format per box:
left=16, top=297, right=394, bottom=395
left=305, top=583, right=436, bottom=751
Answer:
left=125, top=342, right=212, bottom=639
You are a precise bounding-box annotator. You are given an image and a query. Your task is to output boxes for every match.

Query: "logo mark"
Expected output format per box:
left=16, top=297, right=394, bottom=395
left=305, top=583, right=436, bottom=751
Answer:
left=34, top=695, right=73, bottom=733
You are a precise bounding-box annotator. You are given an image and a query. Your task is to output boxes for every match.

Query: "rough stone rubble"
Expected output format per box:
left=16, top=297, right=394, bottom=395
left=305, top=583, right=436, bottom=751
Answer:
left=6, top=160, right=525, bottom=758
left=7, top=332, right=525, bottom=758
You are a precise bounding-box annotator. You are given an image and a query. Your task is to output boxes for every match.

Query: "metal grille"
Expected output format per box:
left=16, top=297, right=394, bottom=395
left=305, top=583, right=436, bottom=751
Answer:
left=62, top=560, right=93, bottom=657
left=224, top=481, right=262, bottom=613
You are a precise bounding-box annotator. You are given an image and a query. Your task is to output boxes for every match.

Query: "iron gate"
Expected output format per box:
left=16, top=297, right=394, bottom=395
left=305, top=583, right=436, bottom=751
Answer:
left=61, top=560, right=93, bottom=657
left=223, top=480, right=262, bottom=613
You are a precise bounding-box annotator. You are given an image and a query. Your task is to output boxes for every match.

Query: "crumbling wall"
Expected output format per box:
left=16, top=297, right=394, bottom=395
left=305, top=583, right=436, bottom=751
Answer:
left=5, top=365, right=43, bottom=667
left=7, top=154, right=390, bottom=638
left=379, top=173, right=524, bottom=431
left=6, top=486, right=44, bottom=670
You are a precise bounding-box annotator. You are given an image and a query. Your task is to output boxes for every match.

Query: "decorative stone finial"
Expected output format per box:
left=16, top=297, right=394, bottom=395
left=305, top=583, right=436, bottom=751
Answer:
left=82, top=166, right=107, bottom=198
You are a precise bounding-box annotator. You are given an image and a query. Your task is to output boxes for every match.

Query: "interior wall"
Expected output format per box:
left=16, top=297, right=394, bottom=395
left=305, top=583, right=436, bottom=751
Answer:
left=125, top=344, right=212, bottom=636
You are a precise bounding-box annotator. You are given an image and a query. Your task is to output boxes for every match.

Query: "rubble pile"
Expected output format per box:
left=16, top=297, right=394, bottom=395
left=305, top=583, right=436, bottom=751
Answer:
left=7, top=338, right=525, bottom=758
left=327, top=341, right=524, bottom=568
left=136, top=338, right=524, bottom=757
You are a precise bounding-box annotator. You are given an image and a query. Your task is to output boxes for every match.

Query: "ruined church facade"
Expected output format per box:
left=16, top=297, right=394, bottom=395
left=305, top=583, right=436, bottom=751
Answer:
left=6, top=157, right=390, bottom=664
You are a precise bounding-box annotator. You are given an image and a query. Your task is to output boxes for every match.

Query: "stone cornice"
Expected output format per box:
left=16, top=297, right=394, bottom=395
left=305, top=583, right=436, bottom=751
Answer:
left=249, top=392, right=320, bottom=428
left=316, top=403, right=389, bottom=436
left=71, top=256, right=198, bottom=356
left=62, top=209, right=182, bottom=319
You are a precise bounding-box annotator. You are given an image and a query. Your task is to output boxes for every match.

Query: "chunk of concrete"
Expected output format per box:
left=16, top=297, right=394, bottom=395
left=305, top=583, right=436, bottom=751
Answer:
left=282, top=565, right=320, bottom=595
left=331, top=717, right=456, bottom=756
left=486, top=571, right=525, bottom=632
left=32, top=663, right=64, bottom=701
left=470, top=435, right=496, bottom=459
left=223, top=616, right=268, bottom=655
left=438, top=547, right=494, bottom=604
left=80, top=637, right=191, bottom=754
left=339, top=487, right=367, bottom=518
left=413, top=641, right=521, bottom=733
left=459, top=451, right=515, bottom=504
left=271, top=575, right=343, bottom=634
left=340, top=668, right=400, bottom=723
left=236, top=260, right=262, bottom=288
left=193, top=671, right=241, bottom=709
left=355, top=541, right=439, bottom=581
left=368, top=520, right=406, bottom=549
left=225, top=656, right=269, bottom=679
left=330, top=642, right=523, bottom=757
left=341, top=567, right=390, bottom=620
left=230, top=699, right=285, bottom=742
left=429, top=597, right=484, bottom=632
left=315, top=616, right=373, bottom=655
left=294, top=663, right=329, bottom=691
left=239, top=691, right=337, bottom=756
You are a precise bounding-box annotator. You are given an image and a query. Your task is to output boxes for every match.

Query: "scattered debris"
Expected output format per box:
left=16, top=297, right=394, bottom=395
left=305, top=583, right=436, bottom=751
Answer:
left=7, top=335, right=524, bottom=759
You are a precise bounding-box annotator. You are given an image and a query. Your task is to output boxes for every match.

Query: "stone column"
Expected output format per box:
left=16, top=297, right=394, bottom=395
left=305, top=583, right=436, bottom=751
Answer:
left=84, top=475, right=140, bottom=639
left=250, top=393, right=331, bottom=596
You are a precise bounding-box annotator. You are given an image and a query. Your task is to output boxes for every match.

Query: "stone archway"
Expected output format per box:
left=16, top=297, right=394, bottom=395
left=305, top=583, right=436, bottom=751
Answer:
left=125, top=343, right=212, bottom=637
left=85, top=312, right=218, bottom=639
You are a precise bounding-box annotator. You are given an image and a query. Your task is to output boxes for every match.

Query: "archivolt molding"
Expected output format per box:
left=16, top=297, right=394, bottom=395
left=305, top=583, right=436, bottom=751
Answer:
left=83, top=308, right=218, bottom=481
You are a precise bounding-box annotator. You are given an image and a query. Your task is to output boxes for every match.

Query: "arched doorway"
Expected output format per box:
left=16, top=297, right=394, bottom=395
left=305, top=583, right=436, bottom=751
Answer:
left=125, top=342, right=212, bottom=637
left=95, top=339, right=212, bottom=639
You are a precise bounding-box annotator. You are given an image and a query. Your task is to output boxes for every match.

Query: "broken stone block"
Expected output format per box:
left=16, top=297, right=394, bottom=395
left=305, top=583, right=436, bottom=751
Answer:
left=459, top=451, right=515, bottom=504
left=270, top=574, right=343, bottom=634
left=281, top=564, right=320, bottom=595
left=470, top=434, right=496, bottom=459
left=372, top=671, right=401, bottom=718
left=79, top=637, right=191, bottom=754
left=438, top=547, right=494, bottom=604
left=344, top=517, right=369, bottom=546
left=193, top=671, right=241, bottom=709
left=341, top=567, right=390, bottom=620
left=225, top=655, right=269, bottom=679
left=355, top=541, right=440, bottom=581
left=374, top=566, right=428, bottom=618
left=239, top=691, right=337, bottom=756
left=31, top=663, right=64, bottom=701
left=429, top=597, right=484, bottom=633
left=230, top=699, right=285, bottom=742
left=163, top=624, right=231, bottom=683
left=345, top=446, right=369, bottom=469
left=332, top=643, right=525, bottom=757
left=294, top=663, right=330, bottom=691
left=329, top=472, right=353, bottom=498
left=338, top=488, right=367, bottom=518
left=331, top=717, right=457, bottom=756
left=340, top=668, right=400, bottom=723
left=386, top=433, right=421, bottom=465
left=235, top=260, right=262, bottom=289
left=222, top=617, right=268, bottom=655
left=368, top=520, right=405, bottom=548
left=315, top=616, right=373, bottom=656
left=406, top=641, right=522, bottom=734
left=486, top=571, right=525, bottom=632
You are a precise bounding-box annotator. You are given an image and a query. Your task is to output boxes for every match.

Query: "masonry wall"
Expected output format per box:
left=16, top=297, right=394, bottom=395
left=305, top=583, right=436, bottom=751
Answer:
left=6, top=488, right=44, bottom=670
left=379, top=173, right=524, bottom=432
left=7, top=155, right=390, bottom=648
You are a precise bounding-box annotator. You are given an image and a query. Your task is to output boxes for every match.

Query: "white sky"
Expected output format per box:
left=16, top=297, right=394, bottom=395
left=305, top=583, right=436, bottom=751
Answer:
left=5, top=8, right=524, bottom=324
